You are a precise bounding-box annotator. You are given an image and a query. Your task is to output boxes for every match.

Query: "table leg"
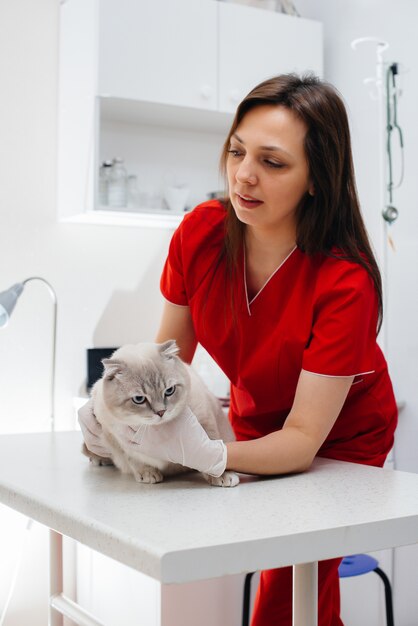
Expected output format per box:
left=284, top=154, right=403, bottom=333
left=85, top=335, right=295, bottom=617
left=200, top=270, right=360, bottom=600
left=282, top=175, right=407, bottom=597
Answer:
left=49, top=530, right=107, bottom=626
left=292, top=562, right=318, bottom=626
left=49, top=529, right=64, bottom=626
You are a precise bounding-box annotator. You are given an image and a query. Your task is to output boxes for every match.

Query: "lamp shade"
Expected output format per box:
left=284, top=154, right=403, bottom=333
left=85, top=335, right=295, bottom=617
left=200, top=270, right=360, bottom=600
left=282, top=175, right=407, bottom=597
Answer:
left=0, top=282, right=24, bottom=327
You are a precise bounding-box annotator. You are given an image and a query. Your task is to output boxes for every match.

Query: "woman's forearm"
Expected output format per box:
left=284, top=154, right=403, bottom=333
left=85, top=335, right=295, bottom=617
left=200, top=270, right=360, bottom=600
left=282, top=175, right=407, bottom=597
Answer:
left=226, top=372, right=353, bottom=476
left=225, top=426, right=317, bottom=475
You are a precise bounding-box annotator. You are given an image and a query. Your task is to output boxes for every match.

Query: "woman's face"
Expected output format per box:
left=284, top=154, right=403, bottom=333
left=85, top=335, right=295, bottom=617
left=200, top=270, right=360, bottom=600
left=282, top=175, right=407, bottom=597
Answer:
left=226, top=105, right=313, bottom=235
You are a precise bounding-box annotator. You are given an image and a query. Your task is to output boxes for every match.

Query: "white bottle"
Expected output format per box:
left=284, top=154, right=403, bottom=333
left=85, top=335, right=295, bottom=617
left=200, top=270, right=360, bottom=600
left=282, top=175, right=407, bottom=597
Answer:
left=108, top=157, right=127, bottom=208
left=98, top=160, right=112, bottom=206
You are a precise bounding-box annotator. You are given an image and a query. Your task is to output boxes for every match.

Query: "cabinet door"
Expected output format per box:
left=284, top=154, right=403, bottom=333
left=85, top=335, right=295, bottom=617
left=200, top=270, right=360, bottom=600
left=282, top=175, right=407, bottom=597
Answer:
left=219, top=3, right=323, bottom=113
left=98, top=0, right=218, bottom=110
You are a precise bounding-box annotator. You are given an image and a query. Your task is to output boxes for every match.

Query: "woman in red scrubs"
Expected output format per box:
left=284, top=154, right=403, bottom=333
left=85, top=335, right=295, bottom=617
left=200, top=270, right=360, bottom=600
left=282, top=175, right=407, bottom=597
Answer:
left=156, top=74, right=398, bottom=625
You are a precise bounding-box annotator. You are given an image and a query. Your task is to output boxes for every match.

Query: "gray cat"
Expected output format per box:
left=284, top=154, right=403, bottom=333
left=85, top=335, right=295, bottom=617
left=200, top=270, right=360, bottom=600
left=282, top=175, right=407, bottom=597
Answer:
left=82, top=340, right=239, bottom=487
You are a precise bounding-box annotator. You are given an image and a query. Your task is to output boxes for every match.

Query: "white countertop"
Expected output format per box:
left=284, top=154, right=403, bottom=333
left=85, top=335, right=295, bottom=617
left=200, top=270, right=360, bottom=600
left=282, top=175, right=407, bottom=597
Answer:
left=0, top=431, right=418, bottom=584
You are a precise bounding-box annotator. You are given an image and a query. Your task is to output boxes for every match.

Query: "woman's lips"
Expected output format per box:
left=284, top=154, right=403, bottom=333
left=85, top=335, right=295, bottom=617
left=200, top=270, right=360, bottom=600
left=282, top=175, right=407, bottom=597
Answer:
left=236, top=193, right=263, bottom=209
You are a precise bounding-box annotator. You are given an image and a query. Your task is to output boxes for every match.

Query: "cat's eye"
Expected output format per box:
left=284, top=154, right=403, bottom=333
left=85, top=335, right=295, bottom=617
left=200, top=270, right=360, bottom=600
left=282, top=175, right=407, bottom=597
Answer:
left=164, top=386, right=176, bottom=397
left=132, top=395, right=146, bottom=405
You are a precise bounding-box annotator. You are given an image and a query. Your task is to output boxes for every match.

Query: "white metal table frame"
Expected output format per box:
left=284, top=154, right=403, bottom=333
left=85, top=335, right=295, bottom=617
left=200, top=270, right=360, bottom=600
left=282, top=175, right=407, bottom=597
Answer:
left=1, top=432, right=418, bottom=626
left=47, top=529, right=318, bottom=626
left=49, top=529, right=104, bottom=626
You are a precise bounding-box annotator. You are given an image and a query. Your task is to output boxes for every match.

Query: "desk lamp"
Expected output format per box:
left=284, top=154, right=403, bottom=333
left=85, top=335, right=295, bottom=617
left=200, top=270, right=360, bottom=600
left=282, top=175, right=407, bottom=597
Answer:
left=0, top=277, right=57, bottom=431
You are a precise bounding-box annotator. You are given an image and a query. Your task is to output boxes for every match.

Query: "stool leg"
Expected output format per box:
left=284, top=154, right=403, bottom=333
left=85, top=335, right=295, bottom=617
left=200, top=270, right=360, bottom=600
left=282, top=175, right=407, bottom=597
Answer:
left=242, top=572, right=255, bottom=626
left=374, top=567, right=394, bottom=626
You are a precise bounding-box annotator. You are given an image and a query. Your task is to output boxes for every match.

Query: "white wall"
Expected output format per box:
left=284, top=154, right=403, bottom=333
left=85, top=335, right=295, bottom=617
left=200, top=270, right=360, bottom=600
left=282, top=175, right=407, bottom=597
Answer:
left=1, top=0, right=417, bottom=625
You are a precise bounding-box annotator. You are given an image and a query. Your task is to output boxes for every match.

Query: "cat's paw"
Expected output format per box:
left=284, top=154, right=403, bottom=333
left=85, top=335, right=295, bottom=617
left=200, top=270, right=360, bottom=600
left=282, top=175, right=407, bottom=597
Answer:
left=203, top=471, right=240, bottom=488
left=90, top=457, right=114, bottom=466
left=82, top=443, right=113, bottom=467
left=133, top=467, right=164, bottom=484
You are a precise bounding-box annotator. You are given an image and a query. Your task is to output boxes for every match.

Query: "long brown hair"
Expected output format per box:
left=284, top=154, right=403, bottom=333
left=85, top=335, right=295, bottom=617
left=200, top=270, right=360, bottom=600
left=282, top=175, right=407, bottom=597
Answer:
left=219, top=73, right=383, bottom=332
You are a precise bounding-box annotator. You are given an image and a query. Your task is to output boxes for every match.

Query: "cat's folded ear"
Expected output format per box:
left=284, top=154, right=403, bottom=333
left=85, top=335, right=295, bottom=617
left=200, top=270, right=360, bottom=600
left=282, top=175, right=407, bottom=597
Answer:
left=158, top=339, right=180, bottom=359
left=102, top=358, right=125, bottom=381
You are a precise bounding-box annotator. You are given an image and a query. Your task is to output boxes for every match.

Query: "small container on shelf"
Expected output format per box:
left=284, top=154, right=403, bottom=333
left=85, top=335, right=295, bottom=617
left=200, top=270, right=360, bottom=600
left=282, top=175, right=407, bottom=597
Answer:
left=98, top=160, right=113, bottom=206
left=127, top=174, right=139, bottom=210
left=163, top=185, right=190, bottom=213
left=207, top=190, right=226, bottom=201
left=108, top=157, right=128, bottom=208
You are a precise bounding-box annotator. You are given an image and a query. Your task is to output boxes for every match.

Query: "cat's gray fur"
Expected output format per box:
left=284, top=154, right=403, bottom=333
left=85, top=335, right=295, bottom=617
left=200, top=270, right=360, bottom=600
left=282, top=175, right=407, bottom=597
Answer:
left=82, top=340, right=239, bottom=487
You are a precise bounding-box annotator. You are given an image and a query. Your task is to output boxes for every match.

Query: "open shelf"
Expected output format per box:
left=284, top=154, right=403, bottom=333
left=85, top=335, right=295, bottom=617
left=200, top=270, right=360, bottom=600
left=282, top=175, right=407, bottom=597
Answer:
left=60, top=209, right=184, bottom=229
left=100, top=97, right=233, bottom=134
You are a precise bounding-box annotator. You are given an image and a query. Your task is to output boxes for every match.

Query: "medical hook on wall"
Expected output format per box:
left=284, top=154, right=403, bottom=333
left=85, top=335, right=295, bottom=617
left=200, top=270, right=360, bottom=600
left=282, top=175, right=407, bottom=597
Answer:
left=383, top=62, right=404, bottom=224
left=351, top=37, right=405, bottom=226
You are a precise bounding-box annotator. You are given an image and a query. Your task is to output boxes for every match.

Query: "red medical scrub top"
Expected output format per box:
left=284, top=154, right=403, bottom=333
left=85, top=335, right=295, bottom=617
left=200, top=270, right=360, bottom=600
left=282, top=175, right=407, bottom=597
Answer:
left=160, top=200, right=397, bottom=467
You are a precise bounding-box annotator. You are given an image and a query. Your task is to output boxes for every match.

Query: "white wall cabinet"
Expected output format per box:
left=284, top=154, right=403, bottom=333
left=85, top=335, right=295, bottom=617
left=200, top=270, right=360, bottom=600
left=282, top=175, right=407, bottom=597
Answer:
left=218, top=2, right=323, bottom=113
left=98, top=0, right=218, bottom=110
left=97, top=0, right=323, bottom=113
left=58, top=0, right=322, bottom=227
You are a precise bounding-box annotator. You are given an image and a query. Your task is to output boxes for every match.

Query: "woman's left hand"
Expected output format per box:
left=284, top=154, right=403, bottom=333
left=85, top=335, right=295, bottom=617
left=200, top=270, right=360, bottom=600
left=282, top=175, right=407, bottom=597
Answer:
left=118, top=407, right=227, bottom=477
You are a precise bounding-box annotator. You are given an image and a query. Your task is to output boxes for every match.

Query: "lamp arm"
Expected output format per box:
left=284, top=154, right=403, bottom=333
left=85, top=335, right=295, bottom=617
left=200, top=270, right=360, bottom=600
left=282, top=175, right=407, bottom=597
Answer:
left=23, top=277, right=57, bottom=431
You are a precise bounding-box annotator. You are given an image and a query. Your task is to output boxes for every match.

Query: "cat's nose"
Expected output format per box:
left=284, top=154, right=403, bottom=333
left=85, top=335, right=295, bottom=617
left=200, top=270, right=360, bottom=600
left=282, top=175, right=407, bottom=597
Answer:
left=156, top=410, right=166, bottom=417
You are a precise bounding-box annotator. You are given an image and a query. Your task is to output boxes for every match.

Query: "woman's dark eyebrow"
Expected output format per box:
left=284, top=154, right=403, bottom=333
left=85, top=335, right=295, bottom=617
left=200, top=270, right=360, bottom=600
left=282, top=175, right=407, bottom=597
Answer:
left=232, top=133, right=292, bottom=158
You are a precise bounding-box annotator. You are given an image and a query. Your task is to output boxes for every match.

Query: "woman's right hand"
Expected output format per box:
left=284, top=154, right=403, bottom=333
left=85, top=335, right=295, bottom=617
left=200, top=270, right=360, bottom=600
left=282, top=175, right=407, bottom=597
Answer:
left=78, top=398, right=112, bottom=459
